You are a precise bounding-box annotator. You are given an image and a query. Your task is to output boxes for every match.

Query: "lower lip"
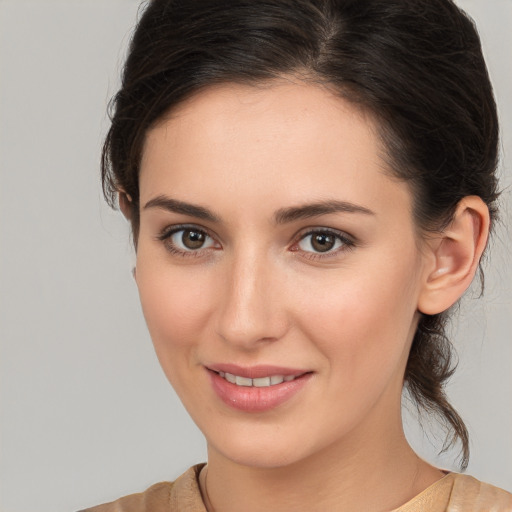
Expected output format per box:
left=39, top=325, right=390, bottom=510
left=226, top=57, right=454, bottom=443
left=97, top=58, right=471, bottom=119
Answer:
left=208, top=370, right=312, bottom=412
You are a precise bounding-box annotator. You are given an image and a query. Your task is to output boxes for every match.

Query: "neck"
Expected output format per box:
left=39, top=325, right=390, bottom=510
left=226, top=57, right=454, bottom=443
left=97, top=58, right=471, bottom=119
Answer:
left=202, top=415, right=444, bottom=512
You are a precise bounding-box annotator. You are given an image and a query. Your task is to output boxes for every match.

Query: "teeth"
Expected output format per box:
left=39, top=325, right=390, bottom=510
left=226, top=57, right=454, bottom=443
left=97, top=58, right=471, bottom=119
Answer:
left=235, top=376, right=253, bottom=387
left=253, top=377, right=270, bottom=387
left=221, top=372, right=296, bottom=387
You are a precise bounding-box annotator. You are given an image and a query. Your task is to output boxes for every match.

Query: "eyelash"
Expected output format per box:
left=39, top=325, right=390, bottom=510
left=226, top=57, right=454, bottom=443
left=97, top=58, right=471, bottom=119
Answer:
left=156, top=224, right=355, bottom=260
left=291, top=228, right=356, bottom=260
left=156, top=224, right=218, bottom=258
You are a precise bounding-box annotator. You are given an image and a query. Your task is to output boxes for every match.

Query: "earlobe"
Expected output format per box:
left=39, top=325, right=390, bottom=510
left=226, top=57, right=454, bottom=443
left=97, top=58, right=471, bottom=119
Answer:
left=418, top=196, right=490, bottom=315
left=119, top=190, right=133, bottom=220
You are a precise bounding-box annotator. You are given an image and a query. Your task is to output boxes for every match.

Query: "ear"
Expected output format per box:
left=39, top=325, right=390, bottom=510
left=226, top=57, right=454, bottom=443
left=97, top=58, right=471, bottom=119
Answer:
left=418, top=196, right=490, bottom=315
left=118, top=190, right=133, bottom=220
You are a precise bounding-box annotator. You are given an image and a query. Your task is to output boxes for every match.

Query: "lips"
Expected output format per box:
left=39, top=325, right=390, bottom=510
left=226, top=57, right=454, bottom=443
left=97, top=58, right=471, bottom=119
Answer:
left=219, top=371, right=298, bottom=387
left=206, top=364, right=312, bottom=412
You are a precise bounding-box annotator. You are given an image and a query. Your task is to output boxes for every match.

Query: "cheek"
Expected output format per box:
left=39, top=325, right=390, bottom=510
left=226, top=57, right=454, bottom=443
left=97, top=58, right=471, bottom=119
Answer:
left=135, top=256, right=214, bottom=359
left=293, top=255, right=421, bottom=379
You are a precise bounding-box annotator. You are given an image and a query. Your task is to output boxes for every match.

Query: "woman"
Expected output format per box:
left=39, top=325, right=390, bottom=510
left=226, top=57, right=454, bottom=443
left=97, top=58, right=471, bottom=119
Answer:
left=82, top=0, right=512, bottom=510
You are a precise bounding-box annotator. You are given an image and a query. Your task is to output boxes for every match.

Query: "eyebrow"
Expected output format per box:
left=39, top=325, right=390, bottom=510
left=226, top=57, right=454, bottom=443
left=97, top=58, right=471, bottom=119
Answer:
left=143, top=195, right=374, bottom=224
left=143, top=195, right=221, bottom=222
left=274, top=200, right=375, bottom=224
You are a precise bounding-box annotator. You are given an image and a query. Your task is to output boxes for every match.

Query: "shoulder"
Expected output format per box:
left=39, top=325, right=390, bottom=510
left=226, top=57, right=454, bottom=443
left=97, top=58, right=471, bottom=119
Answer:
left=78, top=464, right=206, bottom=512
left=78, top=481, right=173, bottom=512
left=448, top=474, right=512, bottom=511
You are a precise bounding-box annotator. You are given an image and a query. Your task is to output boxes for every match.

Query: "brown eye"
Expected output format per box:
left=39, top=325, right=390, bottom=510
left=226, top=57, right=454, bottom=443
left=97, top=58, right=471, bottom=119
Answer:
left=182, top=229, right=206, bottom=249
left=165, top=227, right=217, bottom=253
left=311, top=233, right=336, bottom=252
left=296, top=230, right=350, bottom=255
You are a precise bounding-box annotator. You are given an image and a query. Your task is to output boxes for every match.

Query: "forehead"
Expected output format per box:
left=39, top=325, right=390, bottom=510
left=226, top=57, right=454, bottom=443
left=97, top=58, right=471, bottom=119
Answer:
left=146, top=80, right=379, bottom=160
left=139, top=81, right=413, bottom=223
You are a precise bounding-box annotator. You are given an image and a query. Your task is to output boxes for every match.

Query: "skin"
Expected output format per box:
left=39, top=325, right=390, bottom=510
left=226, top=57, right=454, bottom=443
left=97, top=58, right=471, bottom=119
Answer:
left=131, top=80, right=488, bottom=511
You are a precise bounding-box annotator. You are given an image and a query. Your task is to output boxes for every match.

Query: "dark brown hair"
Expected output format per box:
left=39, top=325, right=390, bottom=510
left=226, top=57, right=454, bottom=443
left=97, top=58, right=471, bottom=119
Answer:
left=102, top=0, right=499, bottom=469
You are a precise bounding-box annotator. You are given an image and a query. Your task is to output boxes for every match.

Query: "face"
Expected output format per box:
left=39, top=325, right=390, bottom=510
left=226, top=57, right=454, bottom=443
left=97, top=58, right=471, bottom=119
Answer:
left=135, top=81, right=429, bottom=469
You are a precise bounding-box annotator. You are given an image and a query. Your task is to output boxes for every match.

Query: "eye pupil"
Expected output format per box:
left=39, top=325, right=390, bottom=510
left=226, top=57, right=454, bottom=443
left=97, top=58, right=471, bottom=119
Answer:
left=311, top=233, right=335, bottom=252
left=182, top=229, right=205, bottom=249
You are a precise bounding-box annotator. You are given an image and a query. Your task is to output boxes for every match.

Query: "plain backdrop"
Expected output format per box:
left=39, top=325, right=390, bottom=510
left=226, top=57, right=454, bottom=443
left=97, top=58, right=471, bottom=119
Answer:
left=0, top=1, right=511, bottom=511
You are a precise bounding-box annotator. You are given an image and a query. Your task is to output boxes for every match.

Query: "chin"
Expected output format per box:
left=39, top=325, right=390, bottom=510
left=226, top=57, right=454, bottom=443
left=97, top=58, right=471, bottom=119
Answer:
left=205, top=423, right=322, bottom=470
left=215, top=444, right=306, bottom=470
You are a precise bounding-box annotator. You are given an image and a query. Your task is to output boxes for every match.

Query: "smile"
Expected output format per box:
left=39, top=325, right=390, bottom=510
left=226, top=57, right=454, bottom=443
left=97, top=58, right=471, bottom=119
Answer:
left=217, top=371, right=298, bottom=387
left=207, top=365, right=312, bottom=412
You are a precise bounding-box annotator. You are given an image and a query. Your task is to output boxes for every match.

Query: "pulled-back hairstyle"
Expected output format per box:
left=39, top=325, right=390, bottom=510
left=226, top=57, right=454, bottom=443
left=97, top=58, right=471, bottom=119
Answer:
left=102, top=0, right=499, bottom=469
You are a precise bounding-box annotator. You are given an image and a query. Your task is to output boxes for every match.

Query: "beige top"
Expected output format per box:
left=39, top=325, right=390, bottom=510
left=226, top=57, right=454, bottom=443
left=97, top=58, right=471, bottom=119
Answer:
left=80, top=464, right=512, bottom=512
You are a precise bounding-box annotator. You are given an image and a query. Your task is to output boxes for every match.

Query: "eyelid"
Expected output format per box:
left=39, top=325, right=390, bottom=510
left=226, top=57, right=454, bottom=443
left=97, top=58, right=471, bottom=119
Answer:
left=155, top=223, right=355, bottom=260
left=156, top=223, right=221, bottom=256
left=290, top=227, right=356, bottom=258
left=157, top=223, right=209, bottom=240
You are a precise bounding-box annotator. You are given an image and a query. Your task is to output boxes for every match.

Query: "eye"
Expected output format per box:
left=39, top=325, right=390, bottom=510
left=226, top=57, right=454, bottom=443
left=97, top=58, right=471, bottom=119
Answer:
left=171, top=228, right=214, bottom=250
left=158, top=225, right=219, bottom=256
left=293, top=228, right=354, bottom=257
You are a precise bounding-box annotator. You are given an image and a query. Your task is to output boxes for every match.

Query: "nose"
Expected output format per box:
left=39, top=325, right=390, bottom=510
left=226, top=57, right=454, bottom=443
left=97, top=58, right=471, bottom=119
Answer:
left=215, top=250, right=290, bottom=350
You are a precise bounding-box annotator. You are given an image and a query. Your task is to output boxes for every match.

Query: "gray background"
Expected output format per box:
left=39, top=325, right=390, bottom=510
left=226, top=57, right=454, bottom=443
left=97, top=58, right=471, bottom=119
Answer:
left=0, top=1, right=510, bottom=511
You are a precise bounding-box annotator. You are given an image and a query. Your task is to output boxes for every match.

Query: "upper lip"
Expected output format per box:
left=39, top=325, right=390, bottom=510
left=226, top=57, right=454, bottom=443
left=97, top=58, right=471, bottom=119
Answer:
left=206, top=363, right=310, bottom=379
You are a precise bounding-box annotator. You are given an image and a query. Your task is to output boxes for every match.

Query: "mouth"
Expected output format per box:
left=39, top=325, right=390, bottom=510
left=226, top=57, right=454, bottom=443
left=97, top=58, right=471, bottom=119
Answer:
left=206, top=364, right=313, bottom=412
left=215, top=371, right=301, bottom=387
